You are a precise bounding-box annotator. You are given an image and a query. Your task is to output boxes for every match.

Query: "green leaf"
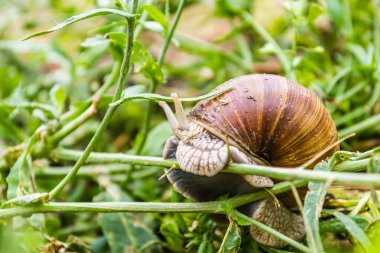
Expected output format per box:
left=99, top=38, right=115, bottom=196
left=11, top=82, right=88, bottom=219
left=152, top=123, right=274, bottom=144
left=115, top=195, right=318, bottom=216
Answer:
left=307, top=3, right=324, bottom=23
left=50, top=85, right=66, bottom=116
left=106, top=32, right=127, bottom=49
left=138, top=121, right=172, bottom=156
left=5, top=133, right=39, bottom=199
left=319, top=216, right=369, bottom=235
left=27, top=214, right=46, bottom=232
left=160, top=216, right=184, bottom=252
left=325, top=210, right=372, bottom=251
left=81, top=35, right=109, bottom=48
left=197, top=230, right=216, bottom=253
left=303, top=161, right=330, bottom=252
left=142, top=5, right=169, bottom=32
left=94, top=182, right=162, bottom=253
left=369, top=151, right=380, bottom=174
left=367, top=220, right=380, bottom=252
left=132, top=41, right=164, bottom=83
left=218, top=218, right=241, bottom=253
left=23, top=8, right=136, bottom=40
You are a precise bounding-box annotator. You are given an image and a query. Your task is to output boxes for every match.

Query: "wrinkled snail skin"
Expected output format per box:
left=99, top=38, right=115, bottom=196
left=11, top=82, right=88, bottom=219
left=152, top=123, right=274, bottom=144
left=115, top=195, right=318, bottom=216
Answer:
left=160, top=74, right=339, bottom=248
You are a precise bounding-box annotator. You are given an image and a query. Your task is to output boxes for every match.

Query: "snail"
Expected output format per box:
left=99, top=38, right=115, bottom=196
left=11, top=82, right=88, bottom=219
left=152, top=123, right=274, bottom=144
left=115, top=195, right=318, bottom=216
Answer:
left=159, top=74, right=339, bottom=248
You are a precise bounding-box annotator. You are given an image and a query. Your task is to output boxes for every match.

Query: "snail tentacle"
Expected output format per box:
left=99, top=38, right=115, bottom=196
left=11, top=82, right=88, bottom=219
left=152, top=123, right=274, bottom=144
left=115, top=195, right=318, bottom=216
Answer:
left=171, top=93, right=188, bottom=130
left=159, top=101, right=179, bottom=131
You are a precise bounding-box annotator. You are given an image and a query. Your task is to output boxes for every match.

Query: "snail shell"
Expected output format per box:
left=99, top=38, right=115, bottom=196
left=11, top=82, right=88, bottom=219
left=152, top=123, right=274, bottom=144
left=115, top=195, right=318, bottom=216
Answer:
left=188, top=74, right=339, bottom=168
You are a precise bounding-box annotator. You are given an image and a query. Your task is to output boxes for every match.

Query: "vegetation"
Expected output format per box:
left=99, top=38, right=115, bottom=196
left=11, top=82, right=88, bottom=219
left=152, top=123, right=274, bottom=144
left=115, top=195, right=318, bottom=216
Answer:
left=0, top=0, right=380, bottom=252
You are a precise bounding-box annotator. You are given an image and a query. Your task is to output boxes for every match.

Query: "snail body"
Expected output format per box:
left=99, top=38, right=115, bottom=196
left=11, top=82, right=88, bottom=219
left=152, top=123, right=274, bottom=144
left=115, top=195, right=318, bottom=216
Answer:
left=160, top=74, right=339, bottom=248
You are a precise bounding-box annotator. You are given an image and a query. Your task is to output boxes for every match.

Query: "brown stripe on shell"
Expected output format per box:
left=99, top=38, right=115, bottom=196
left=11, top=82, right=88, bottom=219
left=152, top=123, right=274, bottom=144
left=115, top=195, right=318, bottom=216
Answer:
left=188, top=74, right=339, bottom=169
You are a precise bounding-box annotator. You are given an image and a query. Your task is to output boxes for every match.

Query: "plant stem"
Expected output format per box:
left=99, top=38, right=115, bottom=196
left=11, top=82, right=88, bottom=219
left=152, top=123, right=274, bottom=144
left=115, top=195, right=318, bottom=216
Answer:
left=35, top=164, right=157, bottom=180
left=135, top=0, right=186, bottom=154
left=60, top=60, right=121, bottom=124
left=338, top=114, right=380, bottom=138
left=48, top=2, right=139, bottom=201
left=49, top=103, right=97, bottom=145
left=50, top=148, right=380, bottom=187
left=0, top=180, right=304, bottom=220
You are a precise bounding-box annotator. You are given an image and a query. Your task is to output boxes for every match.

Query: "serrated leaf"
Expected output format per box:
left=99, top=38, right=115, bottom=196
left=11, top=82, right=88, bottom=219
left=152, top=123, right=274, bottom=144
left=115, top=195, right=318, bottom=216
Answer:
left=23, top=8, right=136, bottom=40
left=218, top=218, right=241, bottom=253
left=94, top=182, right=162, bottom=253
left=50, top=85, right=66, bottom=116
left=308, top=3, right=324, bottom=23
left=304, top=161, right=330, bottom=252
left=132, top=41, right=164, bottom=83
left=142, top=5, right=168, bottom=32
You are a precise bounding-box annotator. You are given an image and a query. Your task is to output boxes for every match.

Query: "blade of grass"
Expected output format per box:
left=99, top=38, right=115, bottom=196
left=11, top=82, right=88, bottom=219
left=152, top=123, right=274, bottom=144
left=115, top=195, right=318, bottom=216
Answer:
left=324, top=210, right=372, bottom=251
left=303, top=162, right=331, bottom=253
left=23, top=8, right=137, bottom=40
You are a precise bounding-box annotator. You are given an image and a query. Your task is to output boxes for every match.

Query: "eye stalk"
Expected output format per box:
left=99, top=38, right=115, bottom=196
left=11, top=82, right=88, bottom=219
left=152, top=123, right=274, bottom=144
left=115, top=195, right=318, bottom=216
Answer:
left=158, top=93, right=188, bottom=134
left=171, top=93, right=188, bottom=130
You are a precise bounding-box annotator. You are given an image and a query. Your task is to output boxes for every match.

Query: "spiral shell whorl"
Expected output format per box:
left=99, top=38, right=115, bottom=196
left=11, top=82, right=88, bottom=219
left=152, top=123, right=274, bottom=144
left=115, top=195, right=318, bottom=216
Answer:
left=188, top=74, right=339, bottom=168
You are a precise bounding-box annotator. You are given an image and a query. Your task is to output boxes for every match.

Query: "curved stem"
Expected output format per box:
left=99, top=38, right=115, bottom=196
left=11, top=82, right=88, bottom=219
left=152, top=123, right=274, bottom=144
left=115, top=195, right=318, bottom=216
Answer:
left=48, top=1, right=139, bottom=201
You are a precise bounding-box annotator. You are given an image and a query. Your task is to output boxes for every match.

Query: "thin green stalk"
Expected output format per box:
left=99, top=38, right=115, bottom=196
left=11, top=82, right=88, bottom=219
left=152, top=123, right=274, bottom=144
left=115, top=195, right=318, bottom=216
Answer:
left=135, top=0, right=186, bottom=154
left=240, top=11, right=293, bottom=79
left=50, top=148, right=380, bottom=187
left=60, top=59, right=121, bottom=125
left=93, top=60, right=122, bottom=99
left=335, top=81, right=366, bottom=104
left=338, top=114, right=380, bottom=138
left=48, top=2, right=139, bottom=201
left=0, top=180, right=305, bottom=220
left=175, top=33, right=251, bottom=72
left=234, top=211, right=311, bottom=253
left=334, top=80, right=380, bottom=127
left=35, top=164, right=157, bottom=180
left=49, top=103, right=97, bottom=145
